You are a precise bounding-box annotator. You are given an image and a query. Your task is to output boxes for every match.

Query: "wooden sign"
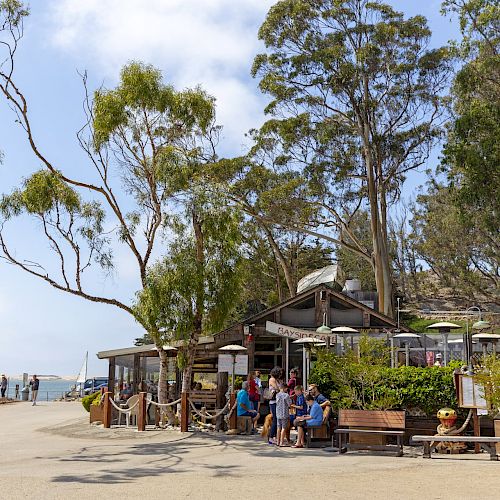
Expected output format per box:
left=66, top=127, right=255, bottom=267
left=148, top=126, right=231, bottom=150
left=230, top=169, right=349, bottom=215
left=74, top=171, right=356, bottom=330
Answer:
left=458, top=375, right=488, bottom=410
left=266, top=321, right=337, bottom=342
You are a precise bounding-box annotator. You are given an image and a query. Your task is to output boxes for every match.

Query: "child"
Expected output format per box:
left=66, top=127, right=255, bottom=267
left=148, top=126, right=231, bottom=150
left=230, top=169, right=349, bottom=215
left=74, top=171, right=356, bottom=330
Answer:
left=275, top=383, right=292, bottom=447
left=290, top=385, right=306, bottom=428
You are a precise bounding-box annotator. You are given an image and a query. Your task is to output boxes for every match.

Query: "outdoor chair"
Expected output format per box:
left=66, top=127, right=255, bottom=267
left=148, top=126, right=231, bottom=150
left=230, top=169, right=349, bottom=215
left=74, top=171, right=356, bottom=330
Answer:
left=119, top=394, right=140, bottom=427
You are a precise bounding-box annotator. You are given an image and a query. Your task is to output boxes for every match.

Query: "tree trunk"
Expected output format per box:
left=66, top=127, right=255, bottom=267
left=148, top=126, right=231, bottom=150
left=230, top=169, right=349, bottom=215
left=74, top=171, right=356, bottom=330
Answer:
left=181, top=209, right=205, bottom=393
left=157, top=346, right=169, bottom=404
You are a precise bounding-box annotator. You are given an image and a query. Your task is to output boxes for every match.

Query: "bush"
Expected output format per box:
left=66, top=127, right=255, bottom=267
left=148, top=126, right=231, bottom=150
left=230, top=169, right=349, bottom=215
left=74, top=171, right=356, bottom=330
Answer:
left=309, top=337, right=459, bottom=416
left=82, top=391, right=100, bottom=412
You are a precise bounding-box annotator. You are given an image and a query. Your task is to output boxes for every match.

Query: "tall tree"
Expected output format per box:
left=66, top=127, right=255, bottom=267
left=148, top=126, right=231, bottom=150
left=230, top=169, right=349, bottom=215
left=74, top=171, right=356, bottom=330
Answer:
left=250, top=0, right=452, bottom=316
left=0, top=3, right=220, bottom=402
left=441, top=0, right=499, bottom=233
left=134, top=192, right=243, bottom=395
left=411, top=184, right=499, bottom=304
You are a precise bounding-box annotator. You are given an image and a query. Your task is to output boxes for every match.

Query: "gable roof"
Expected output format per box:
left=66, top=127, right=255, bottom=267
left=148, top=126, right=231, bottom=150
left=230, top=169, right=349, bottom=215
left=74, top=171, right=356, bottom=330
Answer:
left=216, top=283, right=409, bottom=336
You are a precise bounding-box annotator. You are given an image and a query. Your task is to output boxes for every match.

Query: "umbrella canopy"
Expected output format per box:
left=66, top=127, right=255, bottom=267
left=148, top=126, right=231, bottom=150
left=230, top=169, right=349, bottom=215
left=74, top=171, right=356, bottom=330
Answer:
left=292, top=337, right=326, bottom=345
left=471, top=333, right=500, bottom=341
left=393, top=333, right=421, bottom=339
left=219, top=344, right=248, bottom=352
left=427, top=322, right=461, bottom=330
left=330, top=326, right=359, bottom=333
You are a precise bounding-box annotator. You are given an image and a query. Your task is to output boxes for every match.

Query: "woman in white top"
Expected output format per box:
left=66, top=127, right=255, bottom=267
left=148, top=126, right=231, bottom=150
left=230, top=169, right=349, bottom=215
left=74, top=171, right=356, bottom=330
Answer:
left=267, top=366, right=284, bottom=444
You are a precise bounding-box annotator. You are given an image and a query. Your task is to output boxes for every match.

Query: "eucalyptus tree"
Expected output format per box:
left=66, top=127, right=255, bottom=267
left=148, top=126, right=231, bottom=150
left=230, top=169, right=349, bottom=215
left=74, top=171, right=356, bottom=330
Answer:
left=250, top=0, right=453, bottom=316
left=0, top=3, right=224, bottom=402
left=441, top=0, right=499, bottom=233
left=135, top=192, right=243, bottom=394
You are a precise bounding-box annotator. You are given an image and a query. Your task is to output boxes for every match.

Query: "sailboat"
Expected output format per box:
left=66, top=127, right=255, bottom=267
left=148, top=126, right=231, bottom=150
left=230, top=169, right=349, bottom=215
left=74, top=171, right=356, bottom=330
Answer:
left=76, top=352, right=88, bottom=397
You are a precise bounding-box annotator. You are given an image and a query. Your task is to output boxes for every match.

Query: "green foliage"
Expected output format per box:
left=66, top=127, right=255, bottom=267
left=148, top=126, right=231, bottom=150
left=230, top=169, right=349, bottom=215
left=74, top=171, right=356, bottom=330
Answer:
left=0, top=0, right=29, bottom=26
left=474, top=354, right=500, bottom=417
left=411, top=184, right=499, bottom=303
left=81, top=391, right=100, bottom=412
left=441, top=0, right=499, bottom=235
left=134, top=189, right=244, bottom=346
left=250, top=0, right=453, bottom=315
left=310, top=337, right=459, bottom=416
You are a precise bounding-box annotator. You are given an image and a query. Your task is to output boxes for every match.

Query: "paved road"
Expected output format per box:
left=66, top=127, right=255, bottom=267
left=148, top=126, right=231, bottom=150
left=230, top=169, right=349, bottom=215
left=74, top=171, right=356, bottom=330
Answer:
left=0, top=402, right=498, bottom=499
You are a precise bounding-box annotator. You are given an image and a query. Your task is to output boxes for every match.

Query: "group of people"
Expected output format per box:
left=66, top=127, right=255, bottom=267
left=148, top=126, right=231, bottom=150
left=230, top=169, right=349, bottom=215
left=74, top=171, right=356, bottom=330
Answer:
left=236, top=366, right=330, bottom=448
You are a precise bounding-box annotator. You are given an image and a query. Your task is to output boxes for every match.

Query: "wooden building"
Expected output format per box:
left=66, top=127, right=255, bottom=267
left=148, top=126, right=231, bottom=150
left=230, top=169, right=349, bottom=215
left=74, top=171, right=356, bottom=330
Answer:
left=97, top=284, right=408, bottom=396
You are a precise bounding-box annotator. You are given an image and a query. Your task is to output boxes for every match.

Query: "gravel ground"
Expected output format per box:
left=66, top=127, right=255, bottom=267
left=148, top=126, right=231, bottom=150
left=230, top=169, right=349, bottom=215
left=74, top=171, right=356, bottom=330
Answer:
left=0, top=402, right=498, bottom=500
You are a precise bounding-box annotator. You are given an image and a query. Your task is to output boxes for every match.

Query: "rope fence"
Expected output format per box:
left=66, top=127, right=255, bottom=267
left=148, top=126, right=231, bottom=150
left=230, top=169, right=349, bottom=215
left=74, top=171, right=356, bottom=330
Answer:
left=109, top=398, right=139, bottom=414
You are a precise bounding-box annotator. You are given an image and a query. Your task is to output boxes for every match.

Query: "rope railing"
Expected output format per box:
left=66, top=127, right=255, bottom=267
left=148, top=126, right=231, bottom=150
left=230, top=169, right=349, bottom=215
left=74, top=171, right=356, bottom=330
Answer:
left=108, top=397, right=139, bottom=414
left=187, top=399, right=231, bottom=421
left=147, top=398, right=181, bottom=408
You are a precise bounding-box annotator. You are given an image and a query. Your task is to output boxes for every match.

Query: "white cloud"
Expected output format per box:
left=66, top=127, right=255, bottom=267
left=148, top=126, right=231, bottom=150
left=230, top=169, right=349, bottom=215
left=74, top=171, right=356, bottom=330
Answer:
left=46, top=0, right=275, bottom=153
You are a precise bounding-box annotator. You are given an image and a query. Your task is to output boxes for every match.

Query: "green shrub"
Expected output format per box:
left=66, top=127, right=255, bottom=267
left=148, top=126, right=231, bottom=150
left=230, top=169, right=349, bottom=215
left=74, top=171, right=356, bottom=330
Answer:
left=81, top=391, right=100, bottom=412
left=91, top=392, right=102, bottom=407
left=309, top=337, right=459, bottom=416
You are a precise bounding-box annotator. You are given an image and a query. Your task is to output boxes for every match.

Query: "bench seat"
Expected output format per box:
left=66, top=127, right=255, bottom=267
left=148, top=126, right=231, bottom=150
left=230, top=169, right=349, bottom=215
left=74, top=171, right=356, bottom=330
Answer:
left=411, top=435, right=500, bottom=461
left=335, top=409, right=406, bottom=456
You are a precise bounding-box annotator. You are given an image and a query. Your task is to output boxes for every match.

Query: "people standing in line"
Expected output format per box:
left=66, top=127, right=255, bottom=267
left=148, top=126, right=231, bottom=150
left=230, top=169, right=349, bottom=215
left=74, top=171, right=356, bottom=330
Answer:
left=293, top=394, right=324, bottom=448
left=275, top=383, right=292, bottom=447
left=266, top=366, right=284, bottom=445
left=290, top=385, right=306, bottom=429
left=254, top=370, right=262, bottom=390
left=287, top=368, right=298, bottom=396
left=29, top=374, right=39, bottom=406
left=247, top=371, right=261, bottom=418
left=0, top=375, right=7, bottom=398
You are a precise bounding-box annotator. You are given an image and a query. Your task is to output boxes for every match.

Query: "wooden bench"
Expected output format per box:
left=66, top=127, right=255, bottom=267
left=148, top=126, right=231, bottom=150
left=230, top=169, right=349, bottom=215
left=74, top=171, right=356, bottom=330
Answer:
left=335, top=409, right=406, bottom=456
left=411, top=435, right=500, bottom=461
left=188, top=390, right=217, bottom=410
left=305, top=406, right=331, bottom=448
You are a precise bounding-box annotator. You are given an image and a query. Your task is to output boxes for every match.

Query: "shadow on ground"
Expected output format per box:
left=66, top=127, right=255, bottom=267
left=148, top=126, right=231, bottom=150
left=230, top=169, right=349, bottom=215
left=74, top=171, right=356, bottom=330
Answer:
left=47, top=432, right=334, bottom=484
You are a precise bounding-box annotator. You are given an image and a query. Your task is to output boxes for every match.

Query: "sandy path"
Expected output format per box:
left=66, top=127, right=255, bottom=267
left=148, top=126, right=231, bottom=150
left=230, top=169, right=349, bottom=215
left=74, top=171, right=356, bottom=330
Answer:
left=0, top=402, right=498, bottom=499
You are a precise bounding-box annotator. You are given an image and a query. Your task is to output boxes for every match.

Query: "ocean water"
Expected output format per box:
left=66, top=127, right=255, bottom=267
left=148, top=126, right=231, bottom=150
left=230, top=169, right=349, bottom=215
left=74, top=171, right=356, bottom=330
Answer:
left=3, top=378, right=77, bottom=401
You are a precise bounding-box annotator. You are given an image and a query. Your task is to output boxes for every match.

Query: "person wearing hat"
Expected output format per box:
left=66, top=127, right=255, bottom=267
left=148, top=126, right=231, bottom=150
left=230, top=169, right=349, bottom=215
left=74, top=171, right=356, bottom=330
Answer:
left=0, top=375, right=7, bottom=398
left=434, top=353, right=443, bottom=367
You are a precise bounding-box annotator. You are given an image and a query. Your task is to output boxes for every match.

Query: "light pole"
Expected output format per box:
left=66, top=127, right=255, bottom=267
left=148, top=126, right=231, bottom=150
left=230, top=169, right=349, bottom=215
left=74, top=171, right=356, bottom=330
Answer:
left=427, top=322, right=461, bottom=366
left=330, top=326, right=359, bottom=355
left=219, top=344, right=248, bottom=394
left=292, top=337, right=326, bottom=388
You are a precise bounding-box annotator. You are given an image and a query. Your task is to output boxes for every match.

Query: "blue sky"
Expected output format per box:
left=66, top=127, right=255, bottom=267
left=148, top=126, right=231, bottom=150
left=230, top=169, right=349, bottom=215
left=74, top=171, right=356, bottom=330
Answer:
left=0, top=0, right=461, bottom=377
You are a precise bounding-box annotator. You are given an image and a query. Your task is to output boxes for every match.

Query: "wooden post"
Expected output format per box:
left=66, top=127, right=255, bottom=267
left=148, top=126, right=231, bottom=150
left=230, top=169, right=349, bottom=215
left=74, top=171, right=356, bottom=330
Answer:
left=216, top=372, right=228, bottom=432
left=107, top=357, right=115, bottom=399
left=137, top=392, right=146, bottom=432
left=181, top=391, right=189, bottom=432
left=473, top=408, right=480, bottom=453
left=229, top=392, right=237, bottom=430
left=155, top=405, right=160, bottom=427
left=103, top=391, right=111, bottom=429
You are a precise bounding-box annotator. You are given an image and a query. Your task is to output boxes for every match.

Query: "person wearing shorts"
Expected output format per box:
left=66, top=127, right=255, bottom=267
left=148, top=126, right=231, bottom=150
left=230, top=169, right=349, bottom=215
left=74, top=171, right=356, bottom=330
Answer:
left=237, top=381, right=259, bottom=431
left=275, top=383, right=292, bottom=447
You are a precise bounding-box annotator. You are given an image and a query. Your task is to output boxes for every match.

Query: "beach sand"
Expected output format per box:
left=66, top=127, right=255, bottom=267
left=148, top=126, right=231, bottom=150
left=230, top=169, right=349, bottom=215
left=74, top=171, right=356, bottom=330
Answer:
left=0, top=402, right=498, bottom=499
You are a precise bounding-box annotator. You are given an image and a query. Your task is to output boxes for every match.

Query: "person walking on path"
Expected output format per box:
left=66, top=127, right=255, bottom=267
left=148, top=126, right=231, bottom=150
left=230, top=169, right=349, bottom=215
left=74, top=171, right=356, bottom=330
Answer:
left=276, top=383, right=292, bottom=447
left=0, top=375, right=7, bottom=398
left=29, top=375, right=39, bottom=405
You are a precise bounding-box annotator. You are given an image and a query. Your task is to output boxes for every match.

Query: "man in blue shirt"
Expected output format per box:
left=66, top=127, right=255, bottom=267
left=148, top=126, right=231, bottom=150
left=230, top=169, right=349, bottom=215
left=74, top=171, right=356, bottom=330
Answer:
left=237, top=381, right=259, bottom=429
left=307, top=384, right=330, bottom=408
left=293, top=394, right=324, bottom=448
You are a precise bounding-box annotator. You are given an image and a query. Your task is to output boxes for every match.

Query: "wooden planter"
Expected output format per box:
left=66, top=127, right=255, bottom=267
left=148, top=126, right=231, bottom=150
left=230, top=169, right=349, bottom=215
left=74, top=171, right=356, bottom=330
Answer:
left=90, top=404, right=104, bottom=423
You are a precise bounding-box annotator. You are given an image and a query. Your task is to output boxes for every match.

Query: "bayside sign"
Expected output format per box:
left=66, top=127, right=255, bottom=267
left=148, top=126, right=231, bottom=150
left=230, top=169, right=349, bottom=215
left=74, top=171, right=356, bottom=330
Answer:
left=265, top=321, right=337, bottom=342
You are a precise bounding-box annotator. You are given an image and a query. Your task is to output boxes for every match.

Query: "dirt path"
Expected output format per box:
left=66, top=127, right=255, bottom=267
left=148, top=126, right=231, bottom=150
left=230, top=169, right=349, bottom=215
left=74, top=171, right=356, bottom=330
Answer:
left=0, top=402, right=498, bottom=499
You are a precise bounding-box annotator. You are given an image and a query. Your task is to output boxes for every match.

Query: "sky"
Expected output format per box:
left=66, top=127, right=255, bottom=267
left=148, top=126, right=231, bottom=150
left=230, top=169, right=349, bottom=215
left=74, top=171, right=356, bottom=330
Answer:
left=0, top=0, right=461, bottom=377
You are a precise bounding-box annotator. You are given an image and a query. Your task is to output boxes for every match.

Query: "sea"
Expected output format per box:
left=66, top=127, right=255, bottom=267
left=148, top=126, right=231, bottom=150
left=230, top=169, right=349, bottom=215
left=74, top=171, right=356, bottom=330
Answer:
left=3, top=378, right=77, bottom=401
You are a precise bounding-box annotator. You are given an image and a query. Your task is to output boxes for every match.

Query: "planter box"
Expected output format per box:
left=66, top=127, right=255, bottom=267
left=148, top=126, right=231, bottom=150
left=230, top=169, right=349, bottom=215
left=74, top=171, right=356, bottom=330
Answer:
left=90, top=404, right=104, bottom=423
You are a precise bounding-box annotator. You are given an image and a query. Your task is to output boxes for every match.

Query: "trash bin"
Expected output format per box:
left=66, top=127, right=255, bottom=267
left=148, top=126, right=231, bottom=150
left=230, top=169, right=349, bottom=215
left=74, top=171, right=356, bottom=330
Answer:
left=21, top=386, right=29, bottom=401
